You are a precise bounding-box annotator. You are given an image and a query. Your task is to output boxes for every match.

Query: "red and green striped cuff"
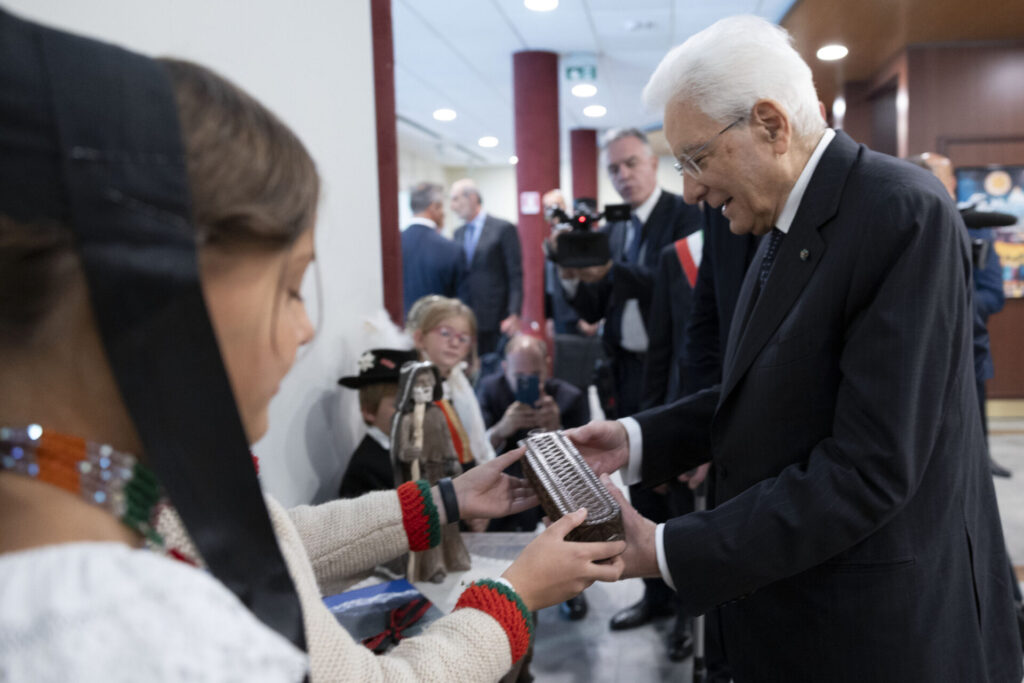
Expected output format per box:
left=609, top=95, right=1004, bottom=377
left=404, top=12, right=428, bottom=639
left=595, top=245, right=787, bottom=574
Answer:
left=454, top=579, right=534, bottom=663
left=397, top=480, right=441, bottom=551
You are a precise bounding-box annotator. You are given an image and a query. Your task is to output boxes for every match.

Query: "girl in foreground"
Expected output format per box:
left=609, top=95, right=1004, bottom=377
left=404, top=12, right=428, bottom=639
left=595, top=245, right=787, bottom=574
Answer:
left=0, top=11, right=623, bottom=682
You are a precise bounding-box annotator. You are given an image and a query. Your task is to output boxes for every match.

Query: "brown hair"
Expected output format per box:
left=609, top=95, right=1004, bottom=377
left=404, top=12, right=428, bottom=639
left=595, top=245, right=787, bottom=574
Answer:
left=0, top=59, right=320, bottom=343
left=358, top=383, right=398, bottom=424
left=405, top=295, right=479, bottom=370
left=160, top=58, right=319, bottom=249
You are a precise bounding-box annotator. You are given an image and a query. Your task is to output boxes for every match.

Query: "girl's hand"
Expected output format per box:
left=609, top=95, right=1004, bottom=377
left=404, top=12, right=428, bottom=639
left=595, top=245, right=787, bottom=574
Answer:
left=502, top=509, right=626, bottom=611
left=450, top=448, right=538, bottom=520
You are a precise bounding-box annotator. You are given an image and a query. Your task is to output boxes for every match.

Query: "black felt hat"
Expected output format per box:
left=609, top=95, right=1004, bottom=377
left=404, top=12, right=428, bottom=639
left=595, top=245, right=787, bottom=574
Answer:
left=338, top=348, right=419, bottom=388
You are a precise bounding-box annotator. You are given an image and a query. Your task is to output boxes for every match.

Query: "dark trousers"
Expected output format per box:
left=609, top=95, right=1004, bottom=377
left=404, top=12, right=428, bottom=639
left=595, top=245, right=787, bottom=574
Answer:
left=609, top=347, right=645, bottom=418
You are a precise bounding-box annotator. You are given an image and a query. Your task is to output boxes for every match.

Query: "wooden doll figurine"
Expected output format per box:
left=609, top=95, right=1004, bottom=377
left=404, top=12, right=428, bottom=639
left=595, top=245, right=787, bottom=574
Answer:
left=391, top=361, right=470, bottom=582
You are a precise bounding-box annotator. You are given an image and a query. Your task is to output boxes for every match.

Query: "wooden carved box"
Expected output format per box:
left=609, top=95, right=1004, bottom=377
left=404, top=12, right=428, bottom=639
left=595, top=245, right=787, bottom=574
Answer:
left=519, top=430, right=624, bottom=543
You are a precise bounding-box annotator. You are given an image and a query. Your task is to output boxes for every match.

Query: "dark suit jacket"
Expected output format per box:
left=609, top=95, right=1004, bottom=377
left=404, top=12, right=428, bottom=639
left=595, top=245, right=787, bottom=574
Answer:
left=453, top=214, right=522, bottom=334
left=683, top=208, right=758, bottom=393
left=338, top=434, right=393, bottom=499
left=569, top=191, right=700, bottom=351
left=633, top=132, right=1021, bottom=682
left=640, top=229, right=703, bottom=409
left=401, top=222, right=468, bottom=317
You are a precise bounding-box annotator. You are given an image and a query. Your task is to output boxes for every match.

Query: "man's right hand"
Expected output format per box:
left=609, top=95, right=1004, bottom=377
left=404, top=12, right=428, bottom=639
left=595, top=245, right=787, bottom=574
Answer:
left=563, top=420, right=630, bottom=477
left=494, top=401, right=538, bottom=440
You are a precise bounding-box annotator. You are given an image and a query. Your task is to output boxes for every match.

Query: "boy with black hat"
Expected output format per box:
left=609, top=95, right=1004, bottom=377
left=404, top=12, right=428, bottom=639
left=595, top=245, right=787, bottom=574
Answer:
left=337, top=348, right=418, bottom=498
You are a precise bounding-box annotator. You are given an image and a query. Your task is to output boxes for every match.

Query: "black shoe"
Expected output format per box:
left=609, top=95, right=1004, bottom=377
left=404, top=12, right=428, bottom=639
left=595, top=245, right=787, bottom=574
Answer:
left=609, top=597, right=675, bottom=631
left=559, top=593, right=588, bottom=621
left=668, top=629, right=694, bottom=662
left=991, top=457, right=1012, bottom=478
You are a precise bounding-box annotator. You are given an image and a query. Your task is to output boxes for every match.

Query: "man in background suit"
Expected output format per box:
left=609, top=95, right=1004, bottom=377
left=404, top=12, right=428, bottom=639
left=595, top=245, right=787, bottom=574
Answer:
left=451, top=178, right=522, bottom=355
left=684, top=208, right=759, bottom=394
left=641, top=230, right=704, bottom=408
left=570, top=15, right=1020, bottom=682
left=401, top=182, right=467, bottom=319
left=907, top=152, right=1010, bottom=477
left=557, top=127, right=703, bottom=640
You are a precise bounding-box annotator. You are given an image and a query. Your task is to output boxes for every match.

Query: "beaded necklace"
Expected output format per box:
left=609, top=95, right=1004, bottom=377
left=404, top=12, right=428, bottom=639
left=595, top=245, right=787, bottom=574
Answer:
left=0, top=424, right=167, bottom=549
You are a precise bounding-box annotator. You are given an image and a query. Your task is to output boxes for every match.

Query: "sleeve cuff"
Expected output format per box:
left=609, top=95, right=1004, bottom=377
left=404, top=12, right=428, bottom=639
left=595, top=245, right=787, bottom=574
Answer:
left=655, top=523, right=676, bottom=591
left=617, top=417, right=643, bottom=486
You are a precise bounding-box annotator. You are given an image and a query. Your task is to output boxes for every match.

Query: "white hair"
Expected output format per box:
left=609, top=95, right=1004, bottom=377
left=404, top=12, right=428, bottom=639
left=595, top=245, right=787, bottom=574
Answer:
left=642, top=15, right=824, bottom=142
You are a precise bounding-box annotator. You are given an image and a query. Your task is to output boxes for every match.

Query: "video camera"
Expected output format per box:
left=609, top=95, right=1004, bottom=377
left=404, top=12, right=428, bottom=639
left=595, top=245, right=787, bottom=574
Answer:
left=961, top=206, right=1017, bottom=270
left=544, top=198, right=632, bottom=268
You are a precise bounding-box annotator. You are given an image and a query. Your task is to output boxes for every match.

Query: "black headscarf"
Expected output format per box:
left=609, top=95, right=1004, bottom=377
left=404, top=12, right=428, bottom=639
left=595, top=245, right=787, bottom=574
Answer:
left=0, top=8, right=305, bottom=649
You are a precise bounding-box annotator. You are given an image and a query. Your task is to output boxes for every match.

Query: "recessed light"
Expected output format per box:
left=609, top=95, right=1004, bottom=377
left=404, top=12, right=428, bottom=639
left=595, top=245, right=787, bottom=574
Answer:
left=583, top=104, right=607, bottom=118
left=524, top=0, right=558, bottom=11
left=816, top=44, right=848, bottom=61
left=509, top=155, right=519, bottom=165
left=478, top=136, right=499, bottom=148
left=571, top=83, right=598, bottom=98
left=432, top=108, right=457, bottom=121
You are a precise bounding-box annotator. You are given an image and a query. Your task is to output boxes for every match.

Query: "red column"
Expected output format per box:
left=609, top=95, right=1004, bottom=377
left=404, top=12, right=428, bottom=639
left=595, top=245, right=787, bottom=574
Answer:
left=371, top=0, right=402, bottom=324
left=570, top=128, right=598, bottom=204
left=513, top=51, right=560, bottom=334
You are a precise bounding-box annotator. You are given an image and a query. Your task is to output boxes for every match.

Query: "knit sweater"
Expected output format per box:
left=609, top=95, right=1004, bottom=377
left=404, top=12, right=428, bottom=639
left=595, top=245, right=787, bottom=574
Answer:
left=159, top=481, right=531, bottom=682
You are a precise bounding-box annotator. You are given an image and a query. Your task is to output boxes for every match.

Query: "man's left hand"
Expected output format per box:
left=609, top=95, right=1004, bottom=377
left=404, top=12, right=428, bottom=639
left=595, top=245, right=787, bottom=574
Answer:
left=500, top=313, right=521, bottom=335
left=600, top=474, right=660, bottom=579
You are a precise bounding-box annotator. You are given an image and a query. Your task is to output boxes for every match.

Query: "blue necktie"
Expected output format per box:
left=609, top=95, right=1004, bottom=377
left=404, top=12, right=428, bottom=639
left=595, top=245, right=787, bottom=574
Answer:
left=758, top=228, right=784, bottom=288
left=626, top=213, right=643, bottom=263
left=464, top=221, right=478, bottom=263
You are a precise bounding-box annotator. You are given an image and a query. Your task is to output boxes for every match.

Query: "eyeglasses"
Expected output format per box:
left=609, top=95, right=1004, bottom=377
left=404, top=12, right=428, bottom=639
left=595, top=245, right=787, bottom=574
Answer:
left=672, top=117, right=744, bottom=179
left=431, top=325, right=472, bottom=346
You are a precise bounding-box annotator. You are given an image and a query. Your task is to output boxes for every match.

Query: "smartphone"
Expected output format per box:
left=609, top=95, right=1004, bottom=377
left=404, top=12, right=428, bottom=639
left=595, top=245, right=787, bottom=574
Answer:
left=515, top=374, right=540, bottom=406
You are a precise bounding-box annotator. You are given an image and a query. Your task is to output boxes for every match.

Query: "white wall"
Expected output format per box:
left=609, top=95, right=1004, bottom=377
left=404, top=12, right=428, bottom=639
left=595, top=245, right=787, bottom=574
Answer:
left=9, top=0, right=386, bottom=506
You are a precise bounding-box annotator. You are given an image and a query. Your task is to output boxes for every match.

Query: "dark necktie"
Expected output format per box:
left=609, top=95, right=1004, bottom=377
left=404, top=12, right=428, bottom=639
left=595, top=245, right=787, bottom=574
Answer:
left=625, top=213, right=643, bottom=263
left=758, top=227, right=785, bottom=288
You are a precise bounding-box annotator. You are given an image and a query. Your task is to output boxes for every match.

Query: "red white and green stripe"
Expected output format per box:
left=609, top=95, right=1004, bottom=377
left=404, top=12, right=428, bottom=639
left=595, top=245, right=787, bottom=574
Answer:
left=454, top=579, right=534, bottom=663
left=397, top=479, right=441, bottom=551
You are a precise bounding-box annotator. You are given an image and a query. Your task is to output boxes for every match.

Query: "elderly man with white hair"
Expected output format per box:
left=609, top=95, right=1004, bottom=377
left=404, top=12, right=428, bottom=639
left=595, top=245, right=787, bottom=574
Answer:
left=568, top=14, right=1021, bottom=682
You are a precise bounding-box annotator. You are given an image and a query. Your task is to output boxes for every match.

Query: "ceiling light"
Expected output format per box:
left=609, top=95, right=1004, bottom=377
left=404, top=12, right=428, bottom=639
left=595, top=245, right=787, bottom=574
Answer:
left=432, top=108, right=456, bottom=121
left=571, top=83, right=597, bottom=98
left=478, top=136, right=499, bottom=148
left=583, top=104, right=606, bottom=118
left=816, top=44, right=848, bottom=61
left=524, top=0, right=558, bottom=11
left=509, top=155, right=519, bottom=165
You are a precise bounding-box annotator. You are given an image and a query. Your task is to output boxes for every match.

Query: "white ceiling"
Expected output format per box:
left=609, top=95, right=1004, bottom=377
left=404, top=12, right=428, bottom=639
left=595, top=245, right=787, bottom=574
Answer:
left=393, top=0, right=796, bottom=167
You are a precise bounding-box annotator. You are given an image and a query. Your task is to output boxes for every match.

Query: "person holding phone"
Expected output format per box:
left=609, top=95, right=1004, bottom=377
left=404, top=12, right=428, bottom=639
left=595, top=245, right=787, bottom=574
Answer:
left=477, top=335, right=592, bottom=620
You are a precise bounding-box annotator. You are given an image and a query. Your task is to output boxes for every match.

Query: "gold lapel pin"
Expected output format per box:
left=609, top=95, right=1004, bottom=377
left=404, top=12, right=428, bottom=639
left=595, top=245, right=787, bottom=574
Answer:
left=800, top=248, right=810, bottom=261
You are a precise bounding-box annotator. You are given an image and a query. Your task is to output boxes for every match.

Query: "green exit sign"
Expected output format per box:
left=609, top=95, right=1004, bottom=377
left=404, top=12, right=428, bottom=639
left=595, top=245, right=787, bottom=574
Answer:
left=565, top=65, right=596, bottom=81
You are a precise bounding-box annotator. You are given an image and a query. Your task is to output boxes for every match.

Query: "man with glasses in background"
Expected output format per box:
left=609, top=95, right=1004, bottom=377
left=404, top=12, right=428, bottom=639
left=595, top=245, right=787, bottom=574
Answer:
left=556, top=127, right=703, bottom=658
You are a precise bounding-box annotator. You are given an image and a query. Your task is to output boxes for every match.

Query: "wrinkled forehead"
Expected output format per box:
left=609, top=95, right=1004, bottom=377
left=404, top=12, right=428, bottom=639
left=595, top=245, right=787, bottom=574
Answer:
left=605, top=135, right=651, bottom=164
left=664, top=99, right=725, bottom=157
